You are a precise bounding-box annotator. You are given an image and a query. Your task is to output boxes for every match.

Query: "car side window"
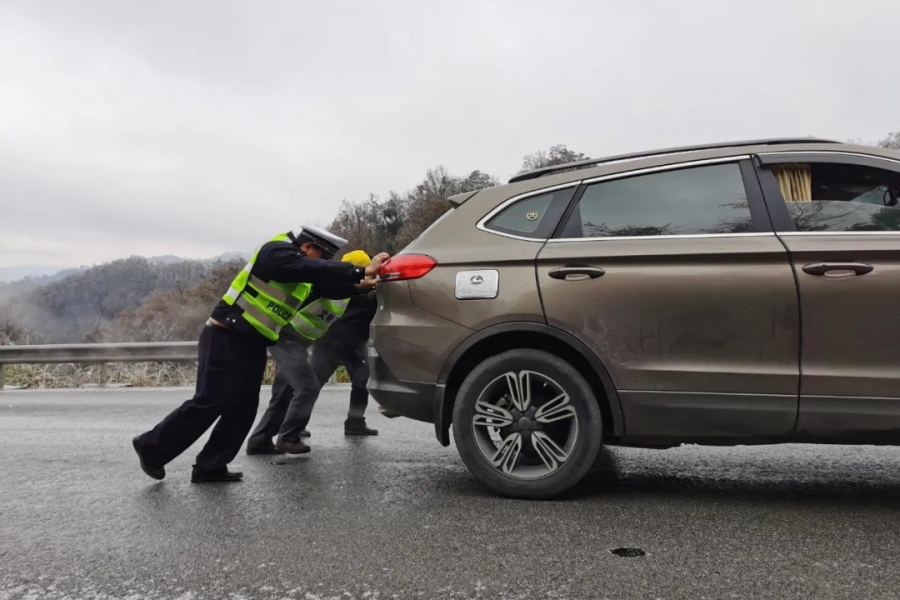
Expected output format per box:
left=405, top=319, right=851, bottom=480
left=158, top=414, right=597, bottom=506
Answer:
left=768, top=162, right=900, bottom=232
left=559, top=163, right=754, bottom=238
left=484, top=187, right=576, bottom=238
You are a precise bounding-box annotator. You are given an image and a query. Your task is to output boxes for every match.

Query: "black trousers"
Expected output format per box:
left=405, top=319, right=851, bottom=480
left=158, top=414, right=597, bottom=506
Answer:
left=311, top=333, right=370, bottom=427
left=248, top=329, right=369, bottom=445
left=137, top=324, right=268, bottom=473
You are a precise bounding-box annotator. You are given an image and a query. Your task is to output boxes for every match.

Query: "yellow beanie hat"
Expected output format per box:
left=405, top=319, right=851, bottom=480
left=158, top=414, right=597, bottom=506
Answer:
left=341, top=250, right=371, bottom=268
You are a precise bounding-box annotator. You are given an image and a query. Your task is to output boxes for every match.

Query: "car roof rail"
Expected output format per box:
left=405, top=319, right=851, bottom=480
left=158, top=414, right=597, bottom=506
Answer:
left=508, top=137, right=841, bottom=183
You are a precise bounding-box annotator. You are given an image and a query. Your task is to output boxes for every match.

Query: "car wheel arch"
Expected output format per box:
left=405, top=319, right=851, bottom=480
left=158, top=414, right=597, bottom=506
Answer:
left=434, top=322, right=624, bottom=446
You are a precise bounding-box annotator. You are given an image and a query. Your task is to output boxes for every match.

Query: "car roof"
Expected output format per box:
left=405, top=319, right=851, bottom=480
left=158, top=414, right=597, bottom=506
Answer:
left=508, top=137, right=841, bottom=184
left=488, top=139, right=900, bottom=200
left=410, top=138, right=900, bottom=256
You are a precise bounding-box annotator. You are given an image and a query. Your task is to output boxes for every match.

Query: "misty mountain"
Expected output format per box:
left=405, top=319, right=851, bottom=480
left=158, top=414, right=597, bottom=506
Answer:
left=1, top=255, right=247, bottom=344
left=0, top=265, right=76, bottom=283
left=0, top=251, right=249, bottom=285
left=213, top=251, right=250, bottom=263
left=146, top=255, right=186, bottom=265
left=0, top=267, right=90, bottom=304
left=0, top=266, right=88, bottom=284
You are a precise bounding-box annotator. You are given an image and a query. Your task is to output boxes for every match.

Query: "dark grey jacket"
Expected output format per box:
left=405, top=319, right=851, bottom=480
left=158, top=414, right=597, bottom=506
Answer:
left=328, top=290, right=377, bottom=342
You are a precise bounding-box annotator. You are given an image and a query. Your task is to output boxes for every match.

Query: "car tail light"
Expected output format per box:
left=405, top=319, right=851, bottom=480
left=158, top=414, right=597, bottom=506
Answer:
left=378, top=254, right=437, bottom=282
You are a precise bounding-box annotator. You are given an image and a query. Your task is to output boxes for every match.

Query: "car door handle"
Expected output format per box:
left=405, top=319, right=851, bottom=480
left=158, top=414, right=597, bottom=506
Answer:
left=802, top=262, right=874, bottom=277
left=548, top=266, right=606, bottom=281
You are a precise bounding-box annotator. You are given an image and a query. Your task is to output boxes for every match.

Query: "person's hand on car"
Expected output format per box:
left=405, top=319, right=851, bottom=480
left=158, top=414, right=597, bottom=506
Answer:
left=358, top=274, right=378, bottom=288
left=365, top=252, right=390, bottom=277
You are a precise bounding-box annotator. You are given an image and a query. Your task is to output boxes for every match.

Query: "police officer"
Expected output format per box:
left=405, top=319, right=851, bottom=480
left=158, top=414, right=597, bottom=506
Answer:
left=245, top=250, right=372, bottom=455
left=131, top=227, right=389, bottom=483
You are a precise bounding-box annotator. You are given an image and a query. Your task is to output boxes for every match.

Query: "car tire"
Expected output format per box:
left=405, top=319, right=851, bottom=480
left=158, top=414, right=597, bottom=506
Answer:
left=452, top=349, right=603, bottom=500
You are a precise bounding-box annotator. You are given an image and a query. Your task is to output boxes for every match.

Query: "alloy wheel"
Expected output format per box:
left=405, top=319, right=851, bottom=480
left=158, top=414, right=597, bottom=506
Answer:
left=471, top=370, right=579, bottom=480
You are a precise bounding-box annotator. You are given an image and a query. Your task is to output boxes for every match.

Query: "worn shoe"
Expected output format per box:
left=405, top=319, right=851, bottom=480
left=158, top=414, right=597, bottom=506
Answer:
left=274, top=438, right=311, bottom=454
left=345, top=422, right=379, bottom=436
left=299, top=429, right=311, bottom=438
left=132, top=435, right=165, bottom=480
left=191, top=467, right=243, bottom=483
left=246, top=443, right=285, bottom=456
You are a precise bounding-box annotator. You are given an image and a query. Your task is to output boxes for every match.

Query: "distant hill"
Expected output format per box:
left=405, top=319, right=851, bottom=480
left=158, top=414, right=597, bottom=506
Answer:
left=146, top=252, right=251, bottom=265
left=213, top=251, right=249, bottom=263
left=0, top=267, right=90, bottom=304
left=0, top=251, right=248, bottom=285
left=146, top=255, right=186, bottom=265
left=0, top=254, right=247, bottom=344
left=0, top=265, right=82, bottom=283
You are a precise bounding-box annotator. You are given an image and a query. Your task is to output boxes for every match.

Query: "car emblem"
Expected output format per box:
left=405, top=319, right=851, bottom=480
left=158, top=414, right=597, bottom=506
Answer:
left=470, top=275, right=484, bottom=285
left=526, top=211, right=539, bottom=221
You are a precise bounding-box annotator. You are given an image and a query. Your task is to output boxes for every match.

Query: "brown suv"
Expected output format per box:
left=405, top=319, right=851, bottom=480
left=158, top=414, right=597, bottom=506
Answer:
left=368, top=138, right=900, bottom=499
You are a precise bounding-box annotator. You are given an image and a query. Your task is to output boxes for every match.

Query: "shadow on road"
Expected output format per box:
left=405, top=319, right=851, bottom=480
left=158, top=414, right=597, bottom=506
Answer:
left=568, top=449, right=900, bottom=508
left=444, top=446, right=900, bottom=508
left=570, top=469, right=900, bottom=507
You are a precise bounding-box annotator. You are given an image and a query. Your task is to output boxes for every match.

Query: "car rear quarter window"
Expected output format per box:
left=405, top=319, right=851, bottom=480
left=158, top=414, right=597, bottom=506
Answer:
left=768, top=162, right=900, bottom=232
left=484, top=187, right=576, bottom=239
left=559, top=163, right=754, bottom=238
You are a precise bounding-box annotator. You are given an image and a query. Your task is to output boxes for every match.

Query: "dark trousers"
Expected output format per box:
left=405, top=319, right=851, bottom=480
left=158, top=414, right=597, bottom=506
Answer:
left=311, top=333, right=370, bottom=427
left=248, top=329, right=370, bottom=445
left=137, top=324, right=268, bottom=473
left=249, top=329, right=319, bottom=444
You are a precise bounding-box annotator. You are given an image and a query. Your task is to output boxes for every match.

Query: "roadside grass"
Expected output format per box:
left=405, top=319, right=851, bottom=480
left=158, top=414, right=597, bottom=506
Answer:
left=4, top=362, right=349, bottom=388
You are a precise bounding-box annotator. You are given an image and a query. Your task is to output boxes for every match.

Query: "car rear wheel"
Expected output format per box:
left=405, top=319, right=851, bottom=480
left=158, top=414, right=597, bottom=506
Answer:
left=452, top=349, right=603, bottom=499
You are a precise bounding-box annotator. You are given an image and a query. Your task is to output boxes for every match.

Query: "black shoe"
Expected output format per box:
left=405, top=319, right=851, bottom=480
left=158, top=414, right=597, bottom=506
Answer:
left=191, top=467, right=243, bottom=483
left=246, top=443, right=285, bottom=455
left=274, top=438, right=311, bottom=454
left=299, top=429, right=311, bottom=438
left=345, top=422, right=379, bottom=436
left=132, top=435, right=165, bottom=480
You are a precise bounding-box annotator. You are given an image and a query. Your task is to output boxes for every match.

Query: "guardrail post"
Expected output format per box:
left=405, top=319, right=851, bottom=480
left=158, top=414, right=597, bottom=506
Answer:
left=99, top=363, right=108, bottom=388
left=0, top=364, right=5, bottom=390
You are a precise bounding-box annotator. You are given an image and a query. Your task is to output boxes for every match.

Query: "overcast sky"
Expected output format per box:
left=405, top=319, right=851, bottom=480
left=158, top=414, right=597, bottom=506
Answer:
left=2, top=0, right=898, bottom=274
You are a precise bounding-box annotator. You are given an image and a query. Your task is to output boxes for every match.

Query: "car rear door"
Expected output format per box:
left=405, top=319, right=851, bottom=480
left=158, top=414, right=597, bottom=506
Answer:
left=535, top=157, right=801, bottom=442
left=755, top=151, right=900, bottom=441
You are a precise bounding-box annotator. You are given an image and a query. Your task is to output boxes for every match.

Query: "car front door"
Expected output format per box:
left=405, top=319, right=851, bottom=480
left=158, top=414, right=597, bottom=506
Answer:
left=535, top=157, right=801, bottom=442
left=755, top=151, right=900, bottom=441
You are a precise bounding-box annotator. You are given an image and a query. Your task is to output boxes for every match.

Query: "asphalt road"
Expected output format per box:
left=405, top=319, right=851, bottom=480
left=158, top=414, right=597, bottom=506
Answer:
left=2, top=388, right=900, bottom=600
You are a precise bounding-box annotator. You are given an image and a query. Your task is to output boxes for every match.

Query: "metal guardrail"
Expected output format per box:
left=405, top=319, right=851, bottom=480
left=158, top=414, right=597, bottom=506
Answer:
left=0, top=342, right=200, bottom=364
left=0, top=342, right=199, bottom=388
left=0, top=342, right=336, bottom=389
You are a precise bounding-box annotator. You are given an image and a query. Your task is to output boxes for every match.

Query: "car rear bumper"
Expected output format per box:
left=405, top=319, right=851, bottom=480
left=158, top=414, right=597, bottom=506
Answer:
left=367, top=346, right=439, bottom=424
